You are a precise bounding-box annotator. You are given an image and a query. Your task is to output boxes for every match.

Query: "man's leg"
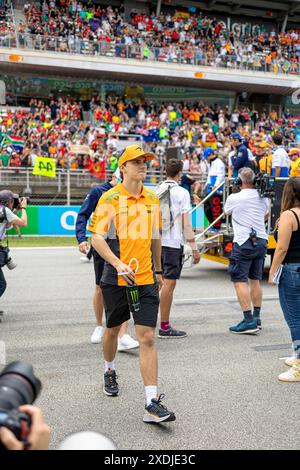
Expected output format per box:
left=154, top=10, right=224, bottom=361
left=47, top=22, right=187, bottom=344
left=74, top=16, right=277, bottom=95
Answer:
left=93, top=285, right=103, bottom=327
left=229, top=281, right=259, bottom=334
left=250, top=279, right=263, bottom=326
left=228, top=242, right=259, bottom=334
left=103, top=324, right=122, bottom=363
left=0, top=268, right=7, bottom=298
left=234, top=282, right=252, bottom=312
left=160, top=278, right=176, bottom=324
left=135, top=325, right=157, bottom=387
left=102, top=324, right=122, bottom=396
left=135, top=324, right=176, bottom=423
left=159, top=247, right=186, bottom=338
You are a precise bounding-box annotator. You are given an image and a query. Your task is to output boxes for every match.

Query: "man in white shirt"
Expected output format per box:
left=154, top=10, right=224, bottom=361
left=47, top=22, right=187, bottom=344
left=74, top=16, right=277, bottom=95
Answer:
left=158, top=159, right=200, bottom=338
left=224, top=168, right=269, bottom=334
left=271, top=135, right=290, bottom=177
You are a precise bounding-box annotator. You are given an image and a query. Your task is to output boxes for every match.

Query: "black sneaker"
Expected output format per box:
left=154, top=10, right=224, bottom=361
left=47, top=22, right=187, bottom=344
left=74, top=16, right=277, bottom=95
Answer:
left=254, top=317, right=262, bottom=329
left=103, top=370, right=119, bottom=397
left=158, top=326, right=187, bottom=338
left=143, top=394, right=176, bottom=423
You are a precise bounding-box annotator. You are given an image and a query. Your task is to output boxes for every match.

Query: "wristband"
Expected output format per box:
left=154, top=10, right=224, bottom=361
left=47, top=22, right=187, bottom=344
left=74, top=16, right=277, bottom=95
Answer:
left=155, top=271, right=163, bottom=275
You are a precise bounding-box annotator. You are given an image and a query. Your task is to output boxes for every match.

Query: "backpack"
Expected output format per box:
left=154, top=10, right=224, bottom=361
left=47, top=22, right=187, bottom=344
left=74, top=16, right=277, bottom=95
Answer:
left=0, top=205, right=8, bottom=246
left=154, top=181, right=177, bottom=233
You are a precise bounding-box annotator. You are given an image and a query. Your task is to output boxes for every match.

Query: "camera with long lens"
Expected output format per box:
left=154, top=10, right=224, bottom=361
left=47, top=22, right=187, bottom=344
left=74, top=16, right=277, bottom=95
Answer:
left=233, top=173, right=276, bottom=199
left=0, top=246, right=17, bottom=270
left=0, top=361, right=42, bottom=450
left=13, top=195, right=29, bottom=211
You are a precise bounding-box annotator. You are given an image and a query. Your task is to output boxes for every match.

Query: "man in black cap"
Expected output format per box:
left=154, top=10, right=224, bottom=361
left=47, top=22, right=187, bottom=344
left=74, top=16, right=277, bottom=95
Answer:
left=0, top=190, right=27, bottom=307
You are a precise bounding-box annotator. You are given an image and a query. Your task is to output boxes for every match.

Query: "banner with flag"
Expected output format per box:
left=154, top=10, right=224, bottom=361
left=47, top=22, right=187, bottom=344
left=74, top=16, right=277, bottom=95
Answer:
left=88, top=160, right=106, bottom=179
left=1, top=135, right=25, bottom=152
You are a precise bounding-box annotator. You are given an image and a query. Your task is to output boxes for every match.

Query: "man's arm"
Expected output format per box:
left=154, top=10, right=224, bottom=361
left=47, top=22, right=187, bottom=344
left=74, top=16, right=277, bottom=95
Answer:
left=8, top=199, right=27, bottom=228
left=182, top=211, right=201, bottom=263
left=275, top=167, right=281, bottom=177
left=224, top=194, right=234, bottom=215
left=151, top=237, right=163, bottom=289
left=272, top=150, right=282, bottom=177
left=213, top=161, right=225, bottom=189
left=75, top=183, right=112, bottom=247
left=233, top=147, right=248, bottom=171
left=151, top=237, right=162, bottom=272
left=91, top=233, right=135, bottom=285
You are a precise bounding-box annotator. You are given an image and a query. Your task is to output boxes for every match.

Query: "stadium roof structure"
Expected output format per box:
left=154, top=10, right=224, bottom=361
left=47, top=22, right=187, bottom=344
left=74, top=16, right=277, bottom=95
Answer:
left=159, top=0, right=300, bottom=25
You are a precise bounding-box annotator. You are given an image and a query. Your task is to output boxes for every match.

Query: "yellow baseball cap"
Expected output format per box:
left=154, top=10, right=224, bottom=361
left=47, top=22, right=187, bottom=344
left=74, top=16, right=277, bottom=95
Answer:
left=258, top=141, right=269, bottom=148
left=118, top=145, right=154, bottom=167
left=288, top=148, right=300, bottom=156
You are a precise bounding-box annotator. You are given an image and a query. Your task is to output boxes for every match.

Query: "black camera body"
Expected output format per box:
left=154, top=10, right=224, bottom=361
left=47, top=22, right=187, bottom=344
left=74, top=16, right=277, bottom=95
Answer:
left=233, top=173, right=276, bottom=199
left=13, top=195, right=29, bottom=211
left=0, top=409, right=31, bottom=445
left=0, top=362, right=41, bottom=450
left=249, top=228, right=258, bottom=247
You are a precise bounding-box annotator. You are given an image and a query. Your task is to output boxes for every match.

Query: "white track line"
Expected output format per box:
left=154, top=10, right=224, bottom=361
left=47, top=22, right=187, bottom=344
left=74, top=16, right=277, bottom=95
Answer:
left=174, top=295, right=278, bottom=304
left=12, top=247, right=76, bottom=250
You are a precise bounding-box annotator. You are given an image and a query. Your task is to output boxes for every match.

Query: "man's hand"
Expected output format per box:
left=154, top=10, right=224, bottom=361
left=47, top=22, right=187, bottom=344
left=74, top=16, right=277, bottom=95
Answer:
left=79, top=241, right=89, bottom=254
left=268, top=272, right=276, bottom=284
left=19, top=198, right=27, bottom=209
left=193, top=193, right=200, bottom=205
left=156, top=274, right=163, bottom=290
left=192, top=249, right=201, bottom=264
left=111, top=174, right=119, bottom=187
left=114, top=259, right=136, bottom=285
left=0, top=405, right=50, bottom=450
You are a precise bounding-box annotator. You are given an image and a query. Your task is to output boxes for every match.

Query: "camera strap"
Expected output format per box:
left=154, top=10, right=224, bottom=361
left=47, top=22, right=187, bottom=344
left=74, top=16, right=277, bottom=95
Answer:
left=232, top=216, right=256, bottom=234
left=0, top=207, right=10, bottom=248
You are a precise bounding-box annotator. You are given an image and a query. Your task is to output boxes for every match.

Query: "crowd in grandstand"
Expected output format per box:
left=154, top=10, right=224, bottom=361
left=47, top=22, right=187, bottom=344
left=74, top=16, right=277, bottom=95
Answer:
left=0, top=1, right=291, bottom=73
left=0, top=96, right=299, bottom=184
left=0, top=0, right=15, bottom=39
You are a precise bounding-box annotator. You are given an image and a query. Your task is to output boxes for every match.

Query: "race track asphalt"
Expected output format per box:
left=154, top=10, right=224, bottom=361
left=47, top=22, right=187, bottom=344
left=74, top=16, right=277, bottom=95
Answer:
left=0, top=248, right=298, bottom=450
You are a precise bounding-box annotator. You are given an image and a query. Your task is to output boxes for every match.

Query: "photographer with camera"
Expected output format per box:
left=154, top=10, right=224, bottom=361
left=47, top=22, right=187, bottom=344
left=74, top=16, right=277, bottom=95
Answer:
left=224, top=168, right=270, bottom=335
left=0, top=405, right=50, bottom=450
left=0, top=190, right=27, bottom=304
left=0, top=361, right=50, bottom=451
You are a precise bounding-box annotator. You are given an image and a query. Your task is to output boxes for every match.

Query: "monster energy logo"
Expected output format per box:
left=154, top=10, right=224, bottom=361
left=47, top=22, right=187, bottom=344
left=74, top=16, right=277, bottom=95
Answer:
left=130, top=287, right=139, bottom=304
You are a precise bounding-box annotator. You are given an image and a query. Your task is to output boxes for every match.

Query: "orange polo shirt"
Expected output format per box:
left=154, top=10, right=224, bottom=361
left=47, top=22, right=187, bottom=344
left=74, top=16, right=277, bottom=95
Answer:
left=88, top=183, right=161, bottom=286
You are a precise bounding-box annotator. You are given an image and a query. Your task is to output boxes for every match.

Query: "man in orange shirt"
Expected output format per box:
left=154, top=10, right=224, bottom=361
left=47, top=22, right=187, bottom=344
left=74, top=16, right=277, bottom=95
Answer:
left=89, top=145, right=176, bottom=424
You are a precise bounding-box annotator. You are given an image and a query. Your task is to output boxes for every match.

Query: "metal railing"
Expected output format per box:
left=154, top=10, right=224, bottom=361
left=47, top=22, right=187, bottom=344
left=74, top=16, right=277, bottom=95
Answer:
left=0, top=166, right=207, bottom=204
left=0, top=32, right=299, bottom=76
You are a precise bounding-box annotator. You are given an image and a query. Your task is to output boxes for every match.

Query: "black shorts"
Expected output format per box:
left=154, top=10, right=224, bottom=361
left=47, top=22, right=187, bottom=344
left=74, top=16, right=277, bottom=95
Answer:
left=93, top=248, right=105, bottom=285
left=162, top=246, right=184, bottom=280
left=100, top=283, right=159, bottom=328
left=228, top=238, right=267, bottom=283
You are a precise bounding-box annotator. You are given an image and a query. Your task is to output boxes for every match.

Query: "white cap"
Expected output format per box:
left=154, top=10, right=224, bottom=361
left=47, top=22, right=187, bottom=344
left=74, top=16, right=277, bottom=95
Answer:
left=59, top=432, right=117, bottom=450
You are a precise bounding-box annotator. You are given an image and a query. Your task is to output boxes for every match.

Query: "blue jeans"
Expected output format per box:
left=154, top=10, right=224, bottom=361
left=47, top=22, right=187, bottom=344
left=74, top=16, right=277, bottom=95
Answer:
left=278, top=263, right=300, bottom=359
left=0, top=268, right=7, bottom=298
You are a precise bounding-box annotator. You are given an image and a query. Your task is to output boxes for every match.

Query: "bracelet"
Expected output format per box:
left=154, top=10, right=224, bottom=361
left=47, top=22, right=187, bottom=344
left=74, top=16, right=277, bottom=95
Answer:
left=155, top=271, right=163, bottom=275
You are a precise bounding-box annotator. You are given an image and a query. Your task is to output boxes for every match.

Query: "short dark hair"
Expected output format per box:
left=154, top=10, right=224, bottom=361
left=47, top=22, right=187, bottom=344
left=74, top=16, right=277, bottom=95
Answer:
left=273, top=135, right=283, bottom=146
left=166, top=159, right=183, bottom=177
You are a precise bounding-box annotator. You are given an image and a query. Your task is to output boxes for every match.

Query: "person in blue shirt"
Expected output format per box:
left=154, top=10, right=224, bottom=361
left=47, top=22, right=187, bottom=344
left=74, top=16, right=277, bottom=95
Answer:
left=230, top=132, right=253, bottom=177
left=75, top=171, right=139, bottom=351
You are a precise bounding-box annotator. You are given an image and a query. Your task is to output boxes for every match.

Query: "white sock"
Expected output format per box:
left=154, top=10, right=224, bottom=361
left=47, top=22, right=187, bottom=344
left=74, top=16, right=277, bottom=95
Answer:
left=145, top=385, right=157, bottom=406
left=105, top=360, right=115, bottom=372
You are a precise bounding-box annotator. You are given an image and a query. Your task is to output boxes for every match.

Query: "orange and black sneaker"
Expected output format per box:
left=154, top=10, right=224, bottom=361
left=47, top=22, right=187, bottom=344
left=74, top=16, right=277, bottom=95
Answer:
left=103, top=370, right=119, bottom=397
left=143, top=394, right=176, bottom=424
